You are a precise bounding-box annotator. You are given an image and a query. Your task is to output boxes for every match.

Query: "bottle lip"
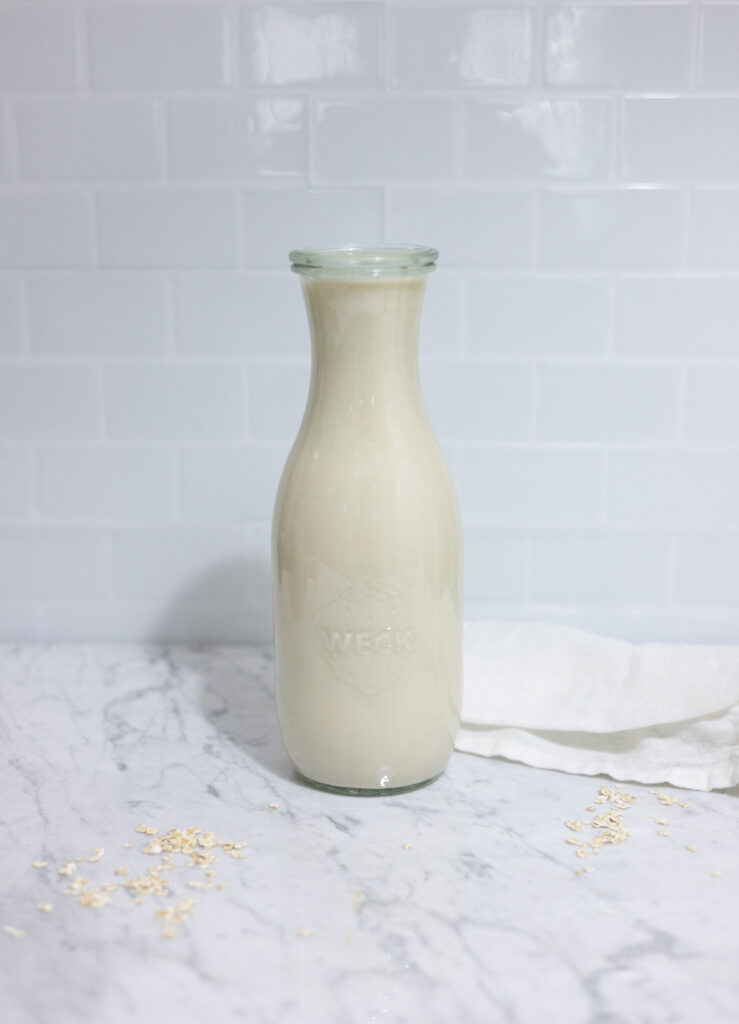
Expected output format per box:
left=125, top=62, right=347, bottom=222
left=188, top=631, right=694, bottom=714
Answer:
left=289, top=243, right=438, bottom=278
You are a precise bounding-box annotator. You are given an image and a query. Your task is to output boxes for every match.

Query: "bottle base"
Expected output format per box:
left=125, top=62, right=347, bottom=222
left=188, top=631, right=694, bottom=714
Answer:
left=296, top=770, right=443, bottom=797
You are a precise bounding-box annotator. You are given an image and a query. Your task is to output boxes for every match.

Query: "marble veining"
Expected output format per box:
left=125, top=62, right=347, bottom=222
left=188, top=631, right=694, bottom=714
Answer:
left=2, top=645, right=739, bottom=1024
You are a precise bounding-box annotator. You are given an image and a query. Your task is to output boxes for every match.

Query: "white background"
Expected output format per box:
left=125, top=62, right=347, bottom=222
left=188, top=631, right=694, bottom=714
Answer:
left=0, top=0, right=738, bottom=644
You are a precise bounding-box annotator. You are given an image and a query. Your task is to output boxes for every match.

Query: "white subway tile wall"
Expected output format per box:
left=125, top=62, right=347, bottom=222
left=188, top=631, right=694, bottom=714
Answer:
left=0, top=0, right=737, bottom=644
left=390, top=7, right=533, bottom=89
left=97, top=188, right=239, bottom=268
left=544, top=5, right=692, bottom=89
left=0, top=190, right=94, bottom=267
left=28, top=274, right=170, bottom=355
left=87, top=6, right=231, bottom=92
left=0, top=7, right=81, bottom=93
left=17, top=97, right=164, bottom=182
left=104, top=363, right=244, bottom=440
left=0, top=103, right=13, bottom=180
left=699, top=5, right=739, bottom=89
left=241, top=5, right=383, bottom=89
left=690, top=189, right=739, bottom=269
left=168, top=97, right=307, bottom=181
left=0, top=277, right=23, bottom=353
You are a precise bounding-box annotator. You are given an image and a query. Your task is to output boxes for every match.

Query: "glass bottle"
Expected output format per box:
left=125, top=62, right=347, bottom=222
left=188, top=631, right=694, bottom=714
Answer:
left=272, top=244, right=462, bottom=795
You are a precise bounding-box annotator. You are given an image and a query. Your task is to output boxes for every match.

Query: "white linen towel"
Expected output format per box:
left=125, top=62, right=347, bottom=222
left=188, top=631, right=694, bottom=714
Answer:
left=456, top=621, right=739, bottom=791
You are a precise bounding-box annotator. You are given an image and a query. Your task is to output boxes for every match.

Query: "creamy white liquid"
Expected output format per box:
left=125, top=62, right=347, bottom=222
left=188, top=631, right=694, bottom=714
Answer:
left=272, top=274, right=462, bottom=791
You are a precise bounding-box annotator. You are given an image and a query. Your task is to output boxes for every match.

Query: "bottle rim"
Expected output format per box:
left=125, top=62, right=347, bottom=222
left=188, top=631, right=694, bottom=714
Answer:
left=289, top=243, right=438, bottom=278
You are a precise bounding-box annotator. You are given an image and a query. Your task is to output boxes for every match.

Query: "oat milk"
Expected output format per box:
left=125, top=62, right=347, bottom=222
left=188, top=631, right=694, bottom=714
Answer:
left=272, top=248, right=462, bottom=792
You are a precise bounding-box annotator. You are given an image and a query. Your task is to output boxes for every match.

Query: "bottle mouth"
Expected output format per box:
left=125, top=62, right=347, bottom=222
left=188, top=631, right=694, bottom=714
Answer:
left=289, top=244, right=438, bottom=278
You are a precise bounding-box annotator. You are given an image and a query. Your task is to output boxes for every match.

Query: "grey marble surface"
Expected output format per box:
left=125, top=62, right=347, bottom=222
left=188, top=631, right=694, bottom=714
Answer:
left=2, top=644, right=738, bottom=1024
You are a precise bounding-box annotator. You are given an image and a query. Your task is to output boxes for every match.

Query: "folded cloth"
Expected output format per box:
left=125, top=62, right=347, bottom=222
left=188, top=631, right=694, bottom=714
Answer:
left=456, top=621, right=739, bottom=791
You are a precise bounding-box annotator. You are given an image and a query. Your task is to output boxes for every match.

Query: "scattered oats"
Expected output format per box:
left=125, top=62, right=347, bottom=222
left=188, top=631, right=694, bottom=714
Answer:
left=401, top=842, right=413, bottom=851
left=574, top=866, right=595, bottom=876
left=686, top=844, right=698, bottom=853
left=711, top=871, right=722, bottom=878
left=588, top=810, right=629, bottom=848
left=657, top=829, right=670, bottom=836
left=352, top=891, right=362, bottom=913
left=658, top=794, right=677, bottom=807
left=680, top=801, right=691, bottom=809
left=3, top=926, right=24, bottom=939
left=216, top=884, right=226, bottom=891
left=36, top=903, right=53, bottom=913
left=297, top=929, right=313, bottom=939
left=568, top=786, right=634, bottom=864
left=143, top=828, right=212, bottom=859
left=75, top=856, right=86, bottom=862
left=649, top=814, right=656, bottom=820
left=53, top=824, right=247, bottom=937
left=154, top=898, right=197, bottom=931
left=592, top=811, right=625, bottom=831
left=31, top=860, right=47, bottom=868
left=598, top=786, right=636, bottom=809
left=189, top=849, right=217, bottom=870
left=649, top=789, right=660, bottom=795
left=77, top=888, right=112, bottom=909
left=122, top=864, right=170, bottom=899
left=268, top=803, right=279, bottom=810
left=656, top=818, right=669, bottom=826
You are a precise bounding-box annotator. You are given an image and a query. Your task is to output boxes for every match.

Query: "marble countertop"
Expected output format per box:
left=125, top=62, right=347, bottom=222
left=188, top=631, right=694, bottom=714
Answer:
left=3, top=645, right=738, bottom=1024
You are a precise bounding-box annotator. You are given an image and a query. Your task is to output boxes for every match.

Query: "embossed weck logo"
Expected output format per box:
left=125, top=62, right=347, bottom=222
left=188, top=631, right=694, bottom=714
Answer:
left=315, top=579, right=415, bottom=697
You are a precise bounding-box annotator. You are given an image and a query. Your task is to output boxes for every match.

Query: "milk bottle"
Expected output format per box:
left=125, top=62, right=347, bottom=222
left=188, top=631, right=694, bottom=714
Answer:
left=272, top=245, right=462, bottom=794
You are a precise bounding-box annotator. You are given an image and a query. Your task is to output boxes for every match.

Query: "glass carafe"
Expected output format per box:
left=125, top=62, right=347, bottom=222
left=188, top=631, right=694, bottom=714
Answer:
left=272, top=244, right=462, bottom=795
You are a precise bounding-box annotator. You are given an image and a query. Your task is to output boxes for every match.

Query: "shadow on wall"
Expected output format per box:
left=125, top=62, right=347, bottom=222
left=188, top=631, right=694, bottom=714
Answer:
left=145, top=555, right=273, bottom=646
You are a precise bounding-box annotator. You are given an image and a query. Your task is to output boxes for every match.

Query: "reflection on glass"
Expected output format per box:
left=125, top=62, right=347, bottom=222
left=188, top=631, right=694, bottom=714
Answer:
left=453, top=11, right=530, bottom=85
left=547, top=8, right=604, bottom=85
left=252, top=100, right=303, bottom=145
left=497, top=101, right=605, bottom=178
left=252, top=9, right=362, bottom=85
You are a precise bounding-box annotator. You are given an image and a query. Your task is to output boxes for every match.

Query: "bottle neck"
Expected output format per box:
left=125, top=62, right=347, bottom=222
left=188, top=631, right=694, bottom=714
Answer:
left=302, top=276, right=426, bottom=409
